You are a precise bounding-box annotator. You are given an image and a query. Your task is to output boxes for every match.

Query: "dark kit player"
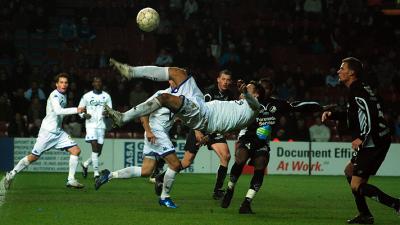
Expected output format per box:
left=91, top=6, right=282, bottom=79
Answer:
left=322, top=57, right=399, bottom=224
left=222, top=79, right=330, bottom=214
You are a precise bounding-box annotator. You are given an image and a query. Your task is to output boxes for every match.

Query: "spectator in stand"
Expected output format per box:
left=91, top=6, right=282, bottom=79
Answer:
left=28, top=118, right=41, bottom=137
left=98, top=50, right=108, bottom=68
left=129, top=82, right=149, bottom=108
left=273, top=115, right=294, bottom=141
left=325, top=67, right=339, bottom=87
left=8, top=113, right=28, bottom=137
left=183, top=0, right=198, bottom=20
left=293, top=118, right=310, bottom=141
left=29, top=6, right=48, bottom=33
left=11, top=88, right=29, bottom=116
left=24, top=81, right=46, bottom=102
left=303, top=0, right=322, bottom=17
left=155, top=48, right=173, bottom=66
left=64, top=115, right=82, bottom=138
left=219, top=42, right=240, bottom=72
left=58, top=17, right=78, bottom=50
left=0, top=30, right=16, bottom=58
left=27, top=97, right=45, bottom=123
left=77, top=17, right=96, bottom=46
left=0, top=92, right=13, bottom=122
left=0, top=67, right=13, bottom=95
left=309, top=116, right=330, bottom=142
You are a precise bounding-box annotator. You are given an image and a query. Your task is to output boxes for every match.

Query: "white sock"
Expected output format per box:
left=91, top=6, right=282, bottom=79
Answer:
left=11, top=156, right=31, bottom=178
left=83, top=157, right=92, bottom=168
left=161, top=168, right=178, bottom=200
left=129, top=66, right=169, bottom=81
left=228, top=181, right=236, bottom=189
left=91, top=152, right=99, bottom=177
left=245, top=188, right=257, bottom=200
left=68, top=155, right=79, bottom=182
left=122, top=98, right=162, bottom=123
left=110, top=166, right=142, bottom=179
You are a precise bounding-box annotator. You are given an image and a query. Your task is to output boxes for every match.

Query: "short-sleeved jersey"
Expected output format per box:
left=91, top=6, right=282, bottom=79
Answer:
left=40, top=89, right=77, bottom=133
left=79, top=90, right=112, bottom=129
left=173, top=76, right=208, bottom=130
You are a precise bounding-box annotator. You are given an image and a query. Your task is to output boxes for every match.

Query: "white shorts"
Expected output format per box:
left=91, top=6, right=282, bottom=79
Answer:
left=32, top=129, right=77, bottom=156
left=176, top=96, right=208, bottom=131
left=85, top=128, right=106, bottom=144
left=143, top=130, right=175, bottom=158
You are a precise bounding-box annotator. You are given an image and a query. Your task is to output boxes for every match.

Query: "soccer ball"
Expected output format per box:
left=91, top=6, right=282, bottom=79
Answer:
left=136, top=7, right=160, bottom=32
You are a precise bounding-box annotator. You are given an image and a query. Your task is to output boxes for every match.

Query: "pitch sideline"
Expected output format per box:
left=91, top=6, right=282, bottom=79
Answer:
left=0, top=176, right=6, bottom=207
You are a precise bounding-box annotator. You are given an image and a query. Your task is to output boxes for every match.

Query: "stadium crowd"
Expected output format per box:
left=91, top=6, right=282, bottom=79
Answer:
left=0, top=0, right=399, bottom=142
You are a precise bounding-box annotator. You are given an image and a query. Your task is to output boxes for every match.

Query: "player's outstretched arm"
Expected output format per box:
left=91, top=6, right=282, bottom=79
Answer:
left=239, top=83, right=260, bottom=111
left=51, top=96, right=85, bottom=115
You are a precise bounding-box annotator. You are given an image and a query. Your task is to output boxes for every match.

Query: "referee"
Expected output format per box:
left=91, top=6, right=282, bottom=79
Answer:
left=322, top=57, right=399, bottom=224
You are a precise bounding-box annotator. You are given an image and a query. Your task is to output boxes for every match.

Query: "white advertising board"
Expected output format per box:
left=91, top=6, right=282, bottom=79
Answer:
left=13, top=138, right=400, bottom=176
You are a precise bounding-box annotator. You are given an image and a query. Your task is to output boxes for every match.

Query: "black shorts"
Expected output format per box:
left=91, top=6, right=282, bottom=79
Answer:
left=236, top=138, right=270, bottom=163
left=351, top=139, right=391, bottom=178
left=184, top=130, right=227, bottom=154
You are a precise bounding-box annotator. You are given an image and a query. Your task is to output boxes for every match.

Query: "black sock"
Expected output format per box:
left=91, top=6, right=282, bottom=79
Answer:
left=250, top=169, right=265, bottom=192
left=156, top=171, right=166, bottom=182
left=214, top=165, right=227, bottom=192
left=359, top=183, right=400, bottom=209
left=346, top=176, right=372, bottom=216
left=157, top=159, right=165, bottom=171
left=352, top=190, right=372, bottom=216
left=229, top=163, right=245, bottom=184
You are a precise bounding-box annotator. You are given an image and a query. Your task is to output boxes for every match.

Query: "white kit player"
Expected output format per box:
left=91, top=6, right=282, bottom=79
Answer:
left=79, top=76, right=112, bottom=180
left=95, top=80, right=192, bottom=209
left=101, top=58, right=261, bottom=208
left=4, top=73, right=86, bottom=189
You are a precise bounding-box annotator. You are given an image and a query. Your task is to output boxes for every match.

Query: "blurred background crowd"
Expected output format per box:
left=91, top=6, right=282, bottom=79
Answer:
left=0, top=0, right=399, bottom=142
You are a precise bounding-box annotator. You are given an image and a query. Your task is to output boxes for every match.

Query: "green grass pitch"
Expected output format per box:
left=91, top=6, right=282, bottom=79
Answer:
left=0, top=172, right=399, bottom=225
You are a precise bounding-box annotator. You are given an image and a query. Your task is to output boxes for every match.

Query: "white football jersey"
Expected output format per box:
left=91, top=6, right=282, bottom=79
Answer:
left=205, top=99, right=257, bottom=133
left=147, top=88, right=173, bottom=133
left=172, top=76, right=209, bottom=129
left=78, top=90, right=112, bottom=129
left=40, top=89, right=78, bottom=133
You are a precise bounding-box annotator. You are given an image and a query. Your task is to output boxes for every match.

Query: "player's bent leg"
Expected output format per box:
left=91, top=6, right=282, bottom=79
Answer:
left=239, top=155, right=268, bottom=214
left=221, top=147, right=249, bottom=208
left=345, top=163, right=373, bottom=219
left=357, top=180, right=400, bottom=212
left=66, top=146, right=84, bottom=189
left=105, top=96, right=166, bottom=128
left=156, top=93, right=183, bottom=112
left=91, top=141, right=101, bottom=179
left=141, top=158, right=157, bottom=177
left=103, top=105, right=124, bottom=128
left=181, top=151, right=196, bottom=169
left=95, top=169, right=111, bottom=190
left=109, top=58, right=131, bottom=80
left=150, top=158, right=165, bottom=183
left=159, top=153, right=181, bottom=208
left=5, top=154, right=38, bottom=189
left=212, top=143, right=230, bottom=200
